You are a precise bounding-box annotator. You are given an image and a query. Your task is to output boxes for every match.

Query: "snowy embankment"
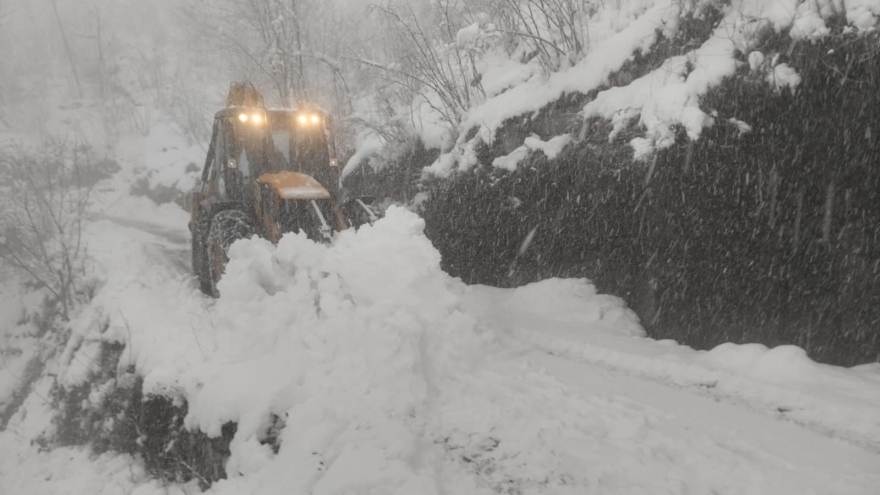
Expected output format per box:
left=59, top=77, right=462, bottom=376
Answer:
left=4, top=195, right=880, bottom=493
left=421, top=0, right=880, bottom=175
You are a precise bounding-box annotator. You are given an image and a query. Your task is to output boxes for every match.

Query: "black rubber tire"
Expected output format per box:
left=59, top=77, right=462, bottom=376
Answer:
left=206, top=210, right=255, bottom=297
left=193, top=213, right=214, bottom=295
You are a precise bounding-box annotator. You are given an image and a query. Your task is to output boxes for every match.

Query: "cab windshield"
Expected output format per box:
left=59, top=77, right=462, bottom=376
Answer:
left=267, top=112, right=332, bottom=185
left=229, top=119, right=272, bottom=178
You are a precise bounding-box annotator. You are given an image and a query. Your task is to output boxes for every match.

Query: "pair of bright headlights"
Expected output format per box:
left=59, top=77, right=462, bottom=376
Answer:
left=237, top=112, right=322, bottom=125
left=237, top=112, right=264, bottom=124
left=298, top=114, right=322, bottom=125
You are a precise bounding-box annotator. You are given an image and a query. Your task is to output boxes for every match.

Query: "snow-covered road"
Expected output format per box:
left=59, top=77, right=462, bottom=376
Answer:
left=454, top=291, right=880, bottom=494
left=2, top=186, right=880, bottom=494
left=481, top=348, right=880, bottom=493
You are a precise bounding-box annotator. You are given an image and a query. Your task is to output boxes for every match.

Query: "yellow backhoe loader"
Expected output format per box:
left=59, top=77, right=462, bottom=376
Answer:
left=189, top=83, right=379, bottom=296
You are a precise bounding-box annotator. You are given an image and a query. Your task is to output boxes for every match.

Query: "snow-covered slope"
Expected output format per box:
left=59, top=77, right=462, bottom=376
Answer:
left=3, top=177, right=880, bottom=493
left=423, top=0, right=880, bottom=175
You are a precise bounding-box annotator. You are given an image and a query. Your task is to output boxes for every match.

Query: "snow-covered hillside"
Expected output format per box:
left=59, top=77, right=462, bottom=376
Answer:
left=378, top=0, right=880, bottom=175
left=2, top=147, right=880, bottom=493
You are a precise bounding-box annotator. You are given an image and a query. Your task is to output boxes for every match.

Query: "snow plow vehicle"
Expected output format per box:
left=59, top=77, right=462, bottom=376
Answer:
left=189, top=83, right=378, bottom=296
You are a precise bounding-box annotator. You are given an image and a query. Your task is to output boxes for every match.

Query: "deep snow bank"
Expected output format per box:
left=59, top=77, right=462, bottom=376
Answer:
left=100, top=206, right=651, bottom=492
left=182, top=206, right=489, bottom=491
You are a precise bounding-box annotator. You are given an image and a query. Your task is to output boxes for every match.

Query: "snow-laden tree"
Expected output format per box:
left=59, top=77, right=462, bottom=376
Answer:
left=371, top=0, right=490, bottom=135
left=179, top=0, right=358, bottom=110
left=482, top=0, right=593, bottom=71
left=0, top=141, right=98, bottom=320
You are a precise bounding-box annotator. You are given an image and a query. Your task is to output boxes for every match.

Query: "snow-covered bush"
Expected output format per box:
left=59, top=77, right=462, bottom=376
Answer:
left=0, top=140, right=104, bottom=320
left=372, top=2, right=492, bottom=134
left=482, top=0, right=594, bottom=72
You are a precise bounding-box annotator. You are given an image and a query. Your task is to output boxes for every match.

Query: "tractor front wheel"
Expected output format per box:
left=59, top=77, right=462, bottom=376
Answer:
left=193, top=213, right=214, bottom=296
left=206, top=210, right=255, bottom=298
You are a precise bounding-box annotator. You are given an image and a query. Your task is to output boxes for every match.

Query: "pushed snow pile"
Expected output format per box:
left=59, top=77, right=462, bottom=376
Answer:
left=703, top=343, right=846, bottom=384
left=176, top=207, right=482, bottom=490
left=136, top=206, right=635, bottom=493
left=480, top=277, right=644, bottom=338
left=136, top=206, right=670, bottom=493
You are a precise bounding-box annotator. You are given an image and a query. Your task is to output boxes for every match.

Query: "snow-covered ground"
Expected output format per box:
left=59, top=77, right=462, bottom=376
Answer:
left=3, top=0, right=880, bottom=488
left=2, top=143, right=880, bottom=493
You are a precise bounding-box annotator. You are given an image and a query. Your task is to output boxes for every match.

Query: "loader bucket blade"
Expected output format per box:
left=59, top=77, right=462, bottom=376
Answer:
left=258, top=171, right=331, bottom=200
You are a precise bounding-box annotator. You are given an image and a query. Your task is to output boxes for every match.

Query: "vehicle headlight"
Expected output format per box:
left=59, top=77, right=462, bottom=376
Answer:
left=310, top=114, right=320, bottom=124
left=298, top=114, right=308, bottom=124
left=251, top=113, right=263, bottom=124
left=238, top=113, right=249, bottom=123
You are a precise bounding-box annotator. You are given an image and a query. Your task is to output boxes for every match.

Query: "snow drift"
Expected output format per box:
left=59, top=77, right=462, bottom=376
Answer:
left=122, top=206, right=650, bottom=493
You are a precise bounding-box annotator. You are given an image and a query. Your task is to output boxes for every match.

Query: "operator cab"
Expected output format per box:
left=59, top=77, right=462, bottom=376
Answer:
left=265, top=108, right=337, bottom=189
left=199, top=107, right=338, bottom=202
left=199, top=108, right=268, bottom=204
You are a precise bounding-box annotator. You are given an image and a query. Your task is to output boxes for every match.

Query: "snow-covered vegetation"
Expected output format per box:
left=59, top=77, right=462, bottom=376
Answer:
left=2, top=0, right=880, bottom=493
